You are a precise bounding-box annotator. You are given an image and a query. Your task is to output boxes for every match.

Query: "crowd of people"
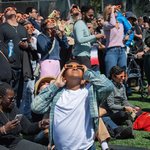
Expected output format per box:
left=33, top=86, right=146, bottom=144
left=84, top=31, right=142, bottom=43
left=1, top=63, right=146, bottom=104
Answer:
left=0, top=2, right=150, bottom=150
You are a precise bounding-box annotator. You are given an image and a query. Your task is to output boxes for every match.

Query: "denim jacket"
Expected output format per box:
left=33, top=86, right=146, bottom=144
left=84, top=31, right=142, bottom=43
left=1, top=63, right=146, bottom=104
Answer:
left=37, top=33, right=69, bottom=60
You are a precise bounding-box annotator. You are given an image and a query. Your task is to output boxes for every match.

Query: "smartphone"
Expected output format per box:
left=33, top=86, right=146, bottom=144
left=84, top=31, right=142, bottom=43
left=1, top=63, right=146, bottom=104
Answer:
left=21, top=38, right=28, bottom=42
left=15, top=114, right=23, bottom=121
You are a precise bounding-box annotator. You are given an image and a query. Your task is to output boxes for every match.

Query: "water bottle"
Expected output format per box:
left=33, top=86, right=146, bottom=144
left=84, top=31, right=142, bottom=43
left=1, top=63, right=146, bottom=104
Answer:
left=8, top=40, right=14, bottom=57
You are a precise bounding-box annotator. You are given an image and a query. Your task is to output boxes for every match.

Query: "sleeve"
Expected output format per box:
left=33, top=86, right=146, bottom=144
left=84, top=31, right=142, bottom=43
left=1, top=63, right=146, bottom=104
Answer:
left=57, top=34, right=69, bottom=49
left=74, top=20, right=96, bottom=43
left=122, top=86, right=134, bottom=107
left=83, top=69, right=114, bottom=103
left=37, top=34, right=52, bottom=55
left=20, top=115, right=40, bottom=135
left=31, top=83, right=59, bottom=114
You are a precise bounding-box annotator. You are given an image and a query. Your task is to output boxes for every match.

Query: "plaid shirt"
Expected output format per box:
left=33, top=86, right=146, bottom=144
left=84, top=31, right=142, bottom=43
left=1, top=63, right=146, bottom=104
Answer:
left=31, top=69, right=113, bottom=148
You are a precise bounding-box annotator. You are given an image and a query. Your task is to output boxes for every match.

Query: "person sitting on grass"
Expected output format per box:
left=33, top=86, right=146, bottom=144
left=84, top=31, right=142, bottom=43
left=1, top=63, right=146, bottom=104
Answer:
left=99, top=107, right=134, bottom=139
left=32, top=76, right=55, bottom=146
left=0, top=82, right=49, bottom=150
left=31, top=59, right=113, bottom=150
left=101, top=66, right=141, bottom=127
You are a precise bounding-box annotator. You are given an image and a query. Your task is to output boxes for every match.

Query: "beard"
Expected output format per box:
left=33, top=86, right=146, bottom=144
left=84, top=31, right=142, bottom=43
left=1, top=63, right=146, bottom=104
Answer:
left=73, top=12, right=80, bottom=16
left=5, top=14, right=16, bottom=20
left=84, top=17, right=93, bottom=23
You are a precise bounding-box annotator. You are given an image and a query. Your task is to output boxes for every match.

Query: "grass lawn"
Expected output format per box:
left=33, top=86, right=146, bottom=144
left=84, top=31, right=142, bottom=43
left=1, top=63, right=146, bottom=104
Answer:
left=96, top=92, right=150, bottom=150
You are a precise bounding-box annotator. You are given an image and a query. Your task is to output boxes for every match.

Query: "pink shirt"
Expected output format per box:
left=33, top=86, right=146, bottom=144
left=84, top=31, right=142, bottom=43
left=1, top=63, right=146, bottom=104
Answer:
left=104, top=13, right=124, bottom=48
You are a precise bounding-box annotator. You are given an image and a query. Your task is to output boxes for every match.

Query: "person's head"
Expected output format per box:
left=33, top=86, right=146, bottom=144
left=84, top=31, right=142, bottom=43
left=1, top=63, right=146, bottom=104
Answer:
left=87, top=22, right=94, bottom=34
left=41, top=18, right=57, bottom=35
left=34, top=76, right=55, bottom=96
left=16, top=12, right=25, bottom=24
left=26, top=7, right=38, bottom=19
left=0, top=82, right=15, bottom=111
left=23, top=21, right=35, bottom=35
left=84, top=6, right=95, bottom=23
left=138, top=16, right=144, bottom=26
left=96, top=14, right=104, bottom=27
left=103, top=4, right=112, bottom=21
left=4, top=7, right=17, bottom=20
left=110, top=66, right=126, bottom=84
left=125, top=11, right=137, bottom=26
left=70, top=4, right=81, bottom=19
left=63, top=60, right=85, bottom=85
left=143, top=16, right=150, bottom=29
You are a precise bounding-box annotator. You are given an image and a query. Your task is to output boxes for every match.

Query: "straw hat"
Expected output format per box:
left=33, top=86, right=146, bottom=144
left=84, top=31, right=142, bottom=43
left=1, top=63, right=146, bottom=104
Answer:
left=34, top=76, right=55, bottom=96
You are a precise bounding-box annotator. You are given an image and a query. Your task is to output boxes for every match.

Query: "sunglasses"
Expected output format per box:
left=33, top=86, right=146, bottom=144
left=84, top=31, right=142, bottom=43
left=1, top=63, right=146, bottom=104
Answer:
left=25, top=25, right=34, bottom=30
left=115, top=75, right=126, bottom=78
left=64, top=64, right=84, bottom=70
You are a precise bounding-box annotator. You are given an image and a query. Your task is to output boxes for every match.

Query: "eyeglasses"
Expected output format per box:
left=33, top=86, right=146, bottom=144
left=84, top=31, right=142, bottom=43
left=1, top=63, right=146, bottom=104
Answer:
left=64, top=64, right=84, bottom=70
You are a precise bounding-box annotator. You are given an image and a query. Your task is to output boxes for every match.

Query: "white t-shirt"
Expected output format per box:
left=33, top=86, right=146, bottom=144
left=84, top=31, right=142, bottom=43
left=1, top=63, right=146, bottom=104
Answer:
left=53, top=88, right=94, bottom=150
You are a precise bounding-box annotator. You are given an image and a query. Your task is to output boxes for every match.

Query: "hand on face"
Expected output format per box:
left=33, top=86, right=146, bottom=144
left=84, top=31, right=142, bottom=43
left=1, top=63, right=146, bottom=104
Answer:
left=54, top=67, right=67, bottom=88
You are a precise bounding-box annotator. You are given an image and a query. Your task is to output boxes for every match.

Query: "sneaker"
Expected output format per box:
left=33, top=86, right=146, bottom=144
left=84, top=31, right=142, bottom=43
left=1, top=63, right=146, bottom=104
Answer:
left=115, top=126, right=134, bottom=139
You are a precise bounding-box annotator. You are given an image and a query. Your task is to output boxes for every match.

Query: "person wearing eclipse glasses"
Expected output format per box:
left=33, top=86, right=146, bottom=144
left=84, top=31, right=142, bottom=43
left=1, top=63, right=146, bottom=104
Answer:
left=70, top=4, right=104, bottom=68
left=31, top=59, right=113, bottom=150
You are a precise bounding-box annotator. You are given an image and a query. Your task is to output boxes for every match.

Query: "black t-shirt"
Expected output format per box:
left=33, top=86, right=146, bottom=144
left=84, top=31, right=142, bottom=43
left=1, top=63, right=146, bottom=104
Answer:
left=0, top=22, right=28, bottom=69
left=134, top=24, right=144, bottom=51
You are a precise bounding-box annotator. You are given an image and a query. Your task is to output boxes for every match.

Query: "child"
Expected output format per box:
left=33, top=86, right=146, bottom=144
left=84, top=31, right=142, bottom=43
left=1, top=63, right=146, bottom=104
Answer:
left=31, top=60, right=113, bottom=149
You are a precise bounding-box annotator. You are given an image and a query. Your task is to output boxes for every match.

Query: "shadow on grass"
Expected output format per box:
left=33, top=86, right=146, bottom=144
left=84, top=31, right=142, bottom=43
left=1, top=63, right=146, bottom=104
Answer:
left=128, top=96, right=150, bottom=102
left=143, top=136, right=150, bottom=140
left=109, top=145, right=150, bottom=150
left=142, top=108, right=150, bottom=112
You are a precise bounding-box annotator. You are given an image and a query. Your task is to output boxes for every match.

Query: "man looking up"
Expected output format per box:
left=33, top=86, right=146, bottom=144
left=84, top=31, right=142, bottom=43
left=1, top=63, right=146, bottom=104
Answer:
left=70, top=4, right=104, bottom=68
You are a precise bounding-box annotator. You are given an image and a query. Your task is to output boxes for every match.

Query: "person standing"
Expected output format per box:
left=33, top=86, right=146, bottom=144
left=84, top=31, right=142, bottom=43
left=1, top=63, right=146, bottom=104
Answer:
left=70, top=4, right=104, bottom=68
left=25, top=7, right=41, bottom=31
left=103, top=5, right=127, bottom=77
left=0, top=7, right=33, bottom=107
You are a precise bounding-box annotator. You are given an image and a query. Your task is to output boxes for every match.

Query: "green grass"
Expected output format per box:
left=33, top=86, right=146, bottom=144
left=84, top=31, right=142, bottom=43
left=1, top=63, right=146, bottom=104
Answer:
left=96, top=92, right=150, bottom=150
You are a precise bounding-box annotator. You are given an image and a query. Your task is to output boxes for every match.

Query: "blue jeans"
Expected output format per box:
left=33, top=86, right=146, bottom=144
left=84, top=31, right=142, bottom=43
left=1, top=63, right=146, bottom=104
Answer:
left=102, top=116, right=118, bottom=130
left=105, top=46, right=127, bottom=77
left=20, top=79, right=35, bottom=119
left=88, top=143, right=96, bottom=150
